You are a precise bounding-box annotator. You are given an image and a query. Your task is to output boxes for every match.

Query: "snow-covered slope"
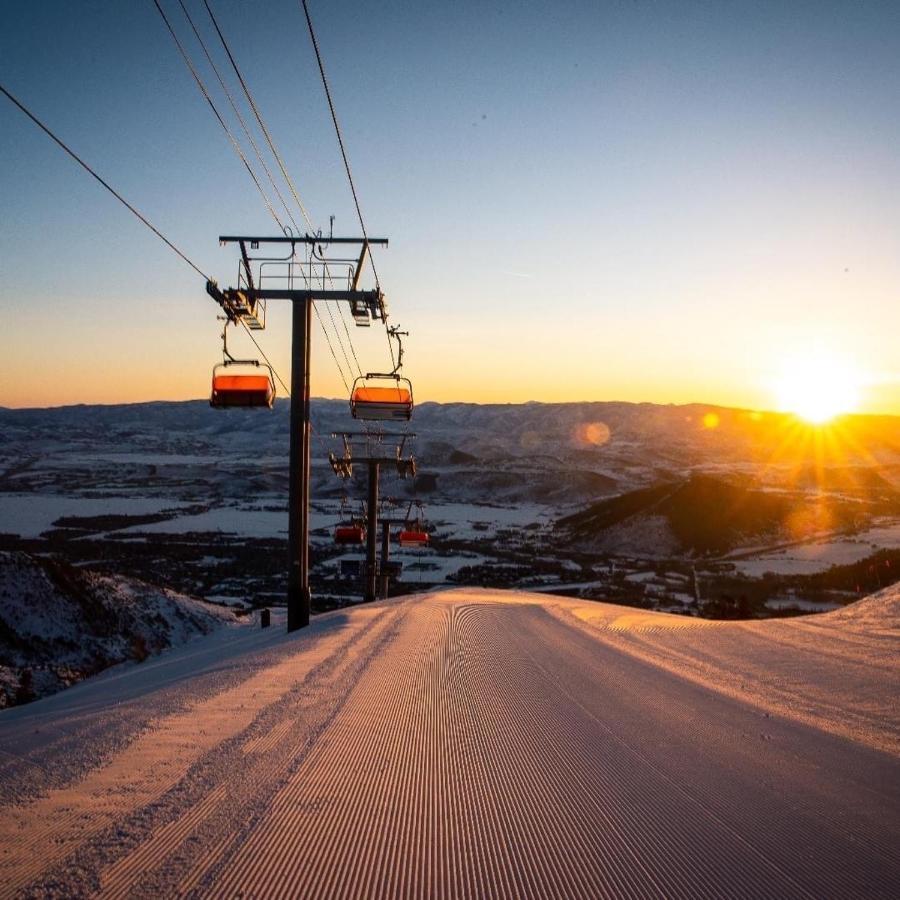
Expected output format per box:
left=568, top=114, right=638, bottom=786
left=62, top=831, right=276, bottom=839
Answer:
left=0, top=587, right=896, bottom=897
left=0, top=552, right=235, bottom=707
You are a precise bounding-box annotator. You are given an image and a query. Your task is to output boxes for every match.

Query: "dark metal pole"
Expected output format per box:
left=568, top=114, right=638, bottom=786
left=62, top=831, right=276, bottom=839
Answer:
left=380, top=519, right=391, bottom=600
left=365, top=461, right=379, bottom=603
left=287, top=298, right=312, bottom=631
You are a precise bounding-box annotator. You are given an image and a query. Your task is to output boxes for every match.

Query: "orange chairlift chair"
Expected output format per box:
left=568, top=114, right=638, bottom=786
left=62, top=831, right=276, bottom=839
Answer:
left=209, top=323, right=276, bottom=409
left=350, top=374, right=413, bottom=421
left=350, top=326, right=413, bottom=422
left=397, top=501, right=429, bottom=547
left=334, top=523, right=366, bottom=544
left=334, top=498, right=366, bottom=545
left=210, top=361, right=275, bottom=408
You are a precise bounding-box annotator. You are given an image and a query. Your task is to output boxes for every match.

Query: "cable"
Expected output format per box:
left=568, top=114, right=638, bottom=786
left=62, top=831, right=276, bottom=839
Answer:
left=299, top=0, right=376, bottom=281
left=336, top=302, right=365, bottom=377
left=175, top=6, right=361, bottom=397
left=239, top=318, right=337, bottom=455
left=0, top=82, right=209, bottom=281
left=321, top=299, right=359, bottom=381
left=194, top=0, right=374, bottom=385
left=173, top=0, right=301, bottom=235
left=199, top=0, right=370, bottom=390
left=239, top=319, right=290, bottom=395
left=152, top=0, right=284, bottom=230
left=299, top=0, right=397, bottom=370
left=313, top=303, right=352, bottom=394
left=203, top=0, right=315, bottom=232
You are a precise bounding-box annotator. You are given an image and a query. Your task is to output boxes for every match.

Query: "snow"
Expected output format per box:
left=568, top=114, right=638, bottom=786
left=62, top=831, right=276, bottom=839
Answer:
left=0, top=587, right=897, bottom=896
left=765, top=597, right=841, bottom=612
left=0, top=552, right=236, bottom=706
left=426, top=501, right=552, bottom=539
left=731, top=518, right=900, bottom=576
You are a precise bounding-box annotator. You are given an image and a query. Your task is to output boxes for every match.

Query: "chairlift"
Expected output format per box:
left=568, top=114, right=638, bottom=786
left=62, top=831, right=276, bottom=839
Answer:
left=209, top=322, right=275, bottom=409
left=210, top=361, right=275, bottom=408
left=397, top=500, right=429, bottom=547
left=335, top=524, right=366, bottom=544
left=334, top=497, right=366, bottom=544
left=398, top=528, right=429, bottom=547
left=350, top=373, right=413, bottom=421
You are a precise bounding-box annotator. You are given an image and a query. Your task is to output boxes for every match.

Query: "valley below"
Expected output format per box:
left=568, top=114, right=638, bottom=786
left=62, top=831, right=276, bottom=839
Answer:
left=1, top=398, right=898, bottom=626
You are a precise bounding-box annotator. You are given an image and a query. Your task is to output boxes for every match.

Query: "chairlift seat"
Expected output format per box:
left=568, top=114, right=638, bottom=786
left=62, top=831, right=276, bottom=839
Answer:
left=398, top=530, right=429, bottom=547
left=350, top=380, right=413, bottom=421
left=210, top=373, right=274, bottom=408
left=335, top=524, right=366, bottom=544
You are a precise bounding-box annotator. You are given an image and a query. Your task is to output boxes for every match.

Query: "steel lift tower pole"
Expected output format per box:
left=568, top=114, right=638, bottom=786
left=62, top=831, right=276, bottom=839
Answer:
left=209, top=235, right=388, bottom=631
left=288, top=297, right=313, bottom=629
left=330, top=432, right=416, bottom=604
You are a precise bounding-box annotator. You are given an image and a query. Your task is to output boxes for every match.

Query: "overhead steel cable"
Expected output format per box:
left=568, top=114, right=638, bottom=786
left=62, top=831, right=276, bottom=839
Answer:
left=239, top=319, right=336, bottom=455
left=173, top=0, right=302, bottom=235
left=203, top=0, right=315, bottom=232
left=239, top=319, right=291, bottom=395
left=152, top=0, right=284, bottom=230
left=336, top=301, right=365, bottom=377
left=299, top=0, right=397, bottom=370
left=313, top=306, right=352, bottom=393
left=199, top=0, right=367, bottom=386
left=0, top=81, right=209, bottom=280
left=299, top=0, right=376, bottom=279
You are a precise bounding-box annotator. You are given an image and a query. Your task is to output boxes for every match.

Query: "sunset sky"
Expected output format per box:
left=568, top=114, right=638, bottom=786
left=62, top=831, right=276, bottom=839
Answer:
left=1, top=1, right=899, bottom=413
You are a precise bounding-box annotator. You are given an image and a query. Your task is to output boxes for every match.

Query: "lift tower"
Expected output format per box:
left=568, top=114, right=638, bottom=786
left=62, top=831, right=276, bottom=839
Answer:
left=330, top=432, right=416, bottom=603
left=208, top=234, right=388, bottom=631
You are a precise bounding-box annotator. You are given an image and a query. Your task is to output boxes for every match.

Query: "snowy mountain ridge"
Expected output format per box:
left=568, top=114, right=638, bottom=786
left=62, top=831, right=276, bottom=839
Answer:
left=0, top=551, right=236, bottom=707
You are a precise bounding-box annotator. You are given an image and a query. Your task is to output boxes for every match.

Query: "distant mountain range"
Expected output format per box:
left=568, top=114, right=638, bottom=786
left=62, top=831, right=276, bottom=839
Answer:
left=2, top=399, right=898, bottom=511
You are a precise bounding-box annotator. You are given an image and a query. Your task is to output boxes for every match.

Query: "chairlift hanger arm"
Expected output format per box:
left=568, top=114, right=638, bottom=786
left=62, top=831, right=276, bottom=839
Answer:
left=238, top=240, right=256, bottom=292
left=351, top=241, right=368, bottom=291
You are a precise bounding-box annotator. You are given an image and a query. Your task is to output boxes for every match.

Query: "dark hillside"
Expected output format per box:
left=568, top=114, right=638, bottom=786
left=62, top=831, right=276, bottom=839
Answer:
left=558, top=474, right=871, bottom=554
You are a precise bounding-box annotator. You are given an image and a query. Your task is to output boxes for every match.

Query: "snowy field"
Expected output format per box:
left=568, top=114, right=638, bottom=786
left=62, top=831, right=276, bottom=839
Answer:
left=732, top=518, right=900, bottom=576
left=426, top=501, right=553, bottom=539
left=0, top=587, right=897, bottom=897
left=0, top=492, right=552, bottom=545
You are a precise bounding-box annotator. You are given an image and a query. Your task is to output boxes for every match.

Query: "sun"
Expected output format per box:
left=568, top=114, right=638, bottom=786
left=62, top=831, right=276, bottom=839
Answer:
left=773, top=349, right=862, bottom=424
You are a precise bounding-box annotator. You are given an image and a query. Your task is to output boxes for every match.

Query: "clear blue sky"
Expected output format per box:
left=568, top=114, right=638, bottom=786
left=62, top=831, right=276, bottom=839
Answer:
left=2, top=0, right=899, bottom=412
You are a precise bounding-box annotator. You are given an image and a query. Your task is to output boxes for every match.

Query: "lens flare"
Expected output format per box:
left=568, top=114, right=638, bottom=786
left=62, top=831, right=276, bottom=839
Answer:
left=574, top=421, right=611, bottom=447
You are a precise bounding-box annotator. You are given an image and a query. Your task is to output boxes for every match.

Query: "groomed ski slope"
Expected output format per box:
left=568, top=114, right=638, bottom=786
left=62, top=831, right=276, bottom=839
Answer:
left=1, top=588, right=898, bottom=898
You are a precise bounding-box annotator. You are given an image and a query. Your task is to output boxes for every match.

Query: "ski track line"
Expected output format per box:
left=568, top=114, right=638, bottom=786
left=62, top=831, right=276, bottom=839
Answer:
left=199, top=593, right=857, bottom=898
left=3, top=589, right=898, bottom=898
left=0, top=605, right=389, bottom=898
left=552, top=601, right=900, bottom=757
left=90, top=599, right=411, bottom=899
left=527, top=602, right=900, bottom=888
left=517, top=611, right=816, bottom=896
